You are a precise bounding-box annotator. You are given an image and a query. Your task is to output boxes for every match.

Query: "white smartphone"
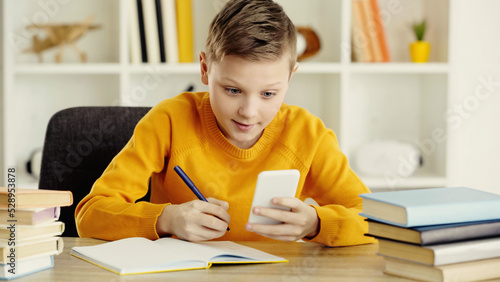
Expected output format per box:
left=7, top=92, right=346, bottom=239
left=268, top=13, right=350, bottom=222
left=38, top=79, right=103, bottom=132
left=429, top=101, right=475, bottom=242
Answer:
left=248, top=169, right=301, bottom=225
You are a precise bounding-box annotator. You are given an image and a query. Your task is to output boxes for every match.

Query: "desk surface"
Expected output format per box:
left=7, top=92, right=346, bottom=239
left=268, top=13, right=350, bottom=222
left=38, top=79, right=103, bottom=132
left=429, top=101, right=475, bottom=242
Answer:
left=18, top=237, right=409, bottom=281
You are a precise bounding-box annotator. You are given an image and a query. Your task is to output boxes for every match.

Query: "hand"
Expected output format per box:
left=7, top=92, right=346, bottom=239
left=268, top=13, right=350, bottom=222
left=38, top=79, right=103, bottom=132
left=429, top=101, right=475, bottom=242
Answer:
left=245, top=197, right=319, bottom=241
left=156, top=197, right=230, bottom=241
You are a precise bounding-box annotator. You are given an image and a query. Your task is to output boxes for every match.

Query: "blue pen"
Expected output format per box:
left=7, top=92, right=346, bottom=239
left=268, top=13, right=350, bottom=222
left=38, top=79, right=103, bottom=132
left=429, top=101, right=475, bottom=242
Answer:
left=174, top=165, right=230, bottom=231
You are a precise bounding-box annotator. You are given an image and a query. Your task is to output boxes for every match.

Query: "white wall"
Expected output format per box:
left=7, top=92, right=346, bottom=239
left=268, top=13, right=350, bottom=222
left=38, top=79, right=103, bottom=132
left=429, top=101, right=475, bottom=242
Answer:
left=448, top=0, right=500, bottom=194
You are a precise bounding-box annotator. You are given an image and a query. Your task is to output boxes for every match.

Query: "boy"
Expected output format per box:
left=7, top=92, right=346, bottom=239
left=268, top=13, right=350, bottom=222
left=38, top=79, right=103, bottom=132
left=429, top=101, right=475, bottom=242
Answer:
left=76, top=0, right=375, bottom=247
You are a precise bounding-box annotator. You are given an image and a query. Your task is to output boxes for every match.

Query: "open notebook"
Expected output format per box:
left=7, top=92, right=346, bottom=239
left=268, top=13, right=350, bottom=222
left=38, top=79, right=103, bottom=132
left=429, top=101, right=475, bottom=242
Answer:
left=71, top=237, right=287, bottom=275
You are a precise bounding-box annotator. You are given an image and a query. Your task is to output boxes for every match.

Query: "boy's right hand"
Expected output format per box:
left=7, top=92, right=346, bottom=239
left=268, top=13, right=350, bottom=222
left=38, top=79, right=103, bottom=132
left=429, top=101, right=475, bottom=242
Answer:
left=156, top=197, right=230, bottom=241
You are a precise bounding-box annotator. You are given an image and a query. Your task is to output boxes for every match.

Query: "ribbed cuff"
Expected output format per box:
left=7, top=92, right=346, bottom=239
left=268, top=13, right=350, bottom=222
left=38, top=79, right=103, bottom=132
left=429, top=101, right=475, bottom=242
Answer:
left=137, top=203, right=170, bottom=240
left=301, top=205, right=340, bottom=246
left=303, top=205, right=376, bottom=247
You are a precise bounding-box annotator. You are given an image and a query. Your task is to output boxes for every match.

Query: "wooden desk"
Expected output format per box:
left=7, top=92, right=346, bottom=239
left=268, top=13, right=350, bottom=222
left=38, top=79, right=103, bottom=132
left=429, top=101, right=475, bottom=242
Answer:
left=17, top=238, right=407, bottom=281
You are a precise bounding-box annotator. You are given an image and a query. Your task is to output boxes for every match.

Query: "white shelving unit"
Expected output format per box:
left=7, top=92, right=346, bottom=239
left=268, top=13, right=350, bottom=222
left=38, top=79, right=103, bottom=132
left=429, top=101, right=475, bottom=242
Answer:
left=1, top=0, right=451, bottom=191
left=0, top=0, right=3, bottom=185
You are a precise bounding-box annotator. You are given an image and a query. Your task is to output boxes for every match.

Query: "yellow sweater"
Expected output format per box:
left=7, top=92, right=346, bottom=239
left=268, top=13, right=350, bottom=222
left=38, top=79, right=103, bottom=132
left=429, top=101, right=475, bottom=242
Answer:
left=76, top=92, right=375, bottom=247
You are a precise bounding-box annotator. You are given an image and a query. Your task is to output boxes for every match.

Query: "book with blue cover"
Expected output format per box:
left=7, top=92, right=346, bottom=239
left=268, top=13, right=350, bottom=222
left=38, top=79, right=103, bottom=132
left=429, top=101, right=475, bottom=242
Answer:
left=366, top=218, right=500, bottom=245
left=359, top=187, right=500, bottom=227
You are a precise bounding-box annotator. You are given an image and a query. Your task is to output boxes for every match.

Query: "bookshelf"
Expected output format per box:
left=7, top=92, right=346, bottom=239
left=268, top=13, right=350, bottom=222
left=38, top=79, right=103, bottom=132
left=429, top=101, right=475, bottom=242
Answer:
left=0, top=0, right=3, bottom=187
left=1, top=0, right=451, bottom=191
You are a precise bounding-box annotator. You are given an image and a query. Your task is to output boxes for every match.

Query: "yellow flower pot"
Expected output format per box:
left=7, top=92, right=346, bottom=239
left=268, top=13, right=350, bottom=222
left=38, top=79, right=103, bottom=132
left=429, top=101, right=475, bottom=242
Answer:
left=410, top=41, right=431, bottom=63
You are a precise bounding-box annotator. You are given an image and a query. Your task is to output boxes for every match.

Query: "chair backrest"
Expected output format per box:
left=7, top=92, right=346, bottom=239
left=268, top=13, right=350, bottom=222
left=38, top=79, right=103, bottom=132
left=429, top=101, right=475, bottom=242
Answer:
left=39, top=106, right=151, bottom=237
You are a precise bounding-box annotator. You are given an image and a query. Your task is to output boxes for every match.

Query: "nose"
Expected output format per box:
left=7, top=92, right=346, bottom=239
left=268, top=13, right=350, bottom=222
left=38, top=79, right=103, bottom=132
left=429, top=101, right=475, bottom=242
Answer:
left=238, top=96, right=258, bottom=120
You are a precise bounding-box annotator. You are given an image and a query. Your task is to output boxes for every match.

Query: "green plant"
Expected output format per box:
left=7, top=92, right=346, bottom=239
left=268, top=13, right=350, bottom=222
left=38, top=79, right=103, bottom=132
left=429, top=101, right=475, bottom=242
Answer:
left=412, top=20, right=427, bottom=41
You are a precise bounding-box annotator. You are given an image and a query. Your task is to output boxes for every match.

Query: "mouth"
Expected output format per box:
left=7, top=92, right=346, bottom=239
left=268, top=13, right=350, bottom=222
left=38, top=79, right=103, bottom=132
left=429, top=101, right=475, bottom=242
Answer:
left=232, top=120, right=255, bottom=132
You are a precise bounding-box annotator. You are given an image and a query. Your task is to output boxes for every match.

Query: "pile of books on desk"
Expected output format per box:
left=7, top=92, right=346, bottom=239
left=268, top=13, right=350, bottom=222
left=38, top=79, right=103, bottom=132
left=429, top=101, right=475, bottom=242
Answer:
left=360, top=187, right=500, bottom=282
left=0, top=187, right=72, bottom=280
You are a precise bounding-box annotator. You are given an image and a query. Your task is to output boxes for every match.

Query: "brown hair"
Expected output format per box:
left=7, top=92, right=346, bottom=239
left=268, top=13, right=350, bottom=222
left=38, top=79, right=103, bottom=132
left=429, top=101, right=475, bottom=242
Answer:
left=205, top=0, right=297, bottom=72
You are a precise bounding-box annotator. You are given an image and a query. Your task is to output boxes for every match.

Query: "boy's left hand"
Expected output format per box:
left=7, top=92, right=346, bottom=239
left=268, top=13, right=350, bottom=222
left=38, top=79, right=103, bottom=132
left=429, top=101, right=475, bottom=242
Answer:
left=245, top=197, right=319, bottom=241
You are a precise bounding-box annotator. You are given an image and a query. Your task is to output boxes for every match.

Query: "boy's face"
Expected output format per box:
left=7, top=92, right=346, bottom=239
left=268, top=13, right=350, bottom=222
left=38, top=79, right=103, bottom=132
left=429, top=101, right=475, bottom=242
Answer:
left=200, top=52, right=297, bottom=149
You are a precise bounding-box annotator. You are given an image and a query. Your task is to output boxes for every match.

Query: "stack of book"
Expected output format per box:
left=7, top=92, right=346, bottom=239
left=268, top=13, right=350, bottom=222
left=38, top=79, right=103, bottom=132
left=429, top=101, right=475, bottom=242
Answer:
left=0, top=187, right=73, bottom=280
left=129, top=0, right=193, bottom=64
left=351, top=0, right=390, bottom=62
left=360, top=187, right=500, bottom=282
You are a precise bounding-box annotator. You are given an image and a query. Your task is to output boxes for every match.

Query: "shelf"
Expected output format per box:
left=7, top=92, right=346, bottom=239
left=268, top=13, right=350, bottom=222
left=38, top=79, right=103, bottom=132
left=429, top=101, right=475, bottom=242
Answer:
left=15, top=64, right=123, bottom=74
left=296, top=63, right=343, bottom=74
left=126, top=63, right=200, bottom=74
left=13, top=62, right=450, bottom=75
left=349, top=63, right=449, bottom=74
left=296, top=62, right=450, bottom=74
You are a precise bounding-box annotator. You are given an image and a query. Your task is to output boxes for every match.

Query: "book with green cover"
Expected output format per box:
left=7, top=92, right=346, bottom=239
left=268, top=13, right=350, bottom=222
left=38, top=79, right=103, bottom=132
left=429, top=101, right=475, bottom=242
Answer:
left=359, top=187, right=500, bottom=227
left=71, top=237, right=287, bottom=275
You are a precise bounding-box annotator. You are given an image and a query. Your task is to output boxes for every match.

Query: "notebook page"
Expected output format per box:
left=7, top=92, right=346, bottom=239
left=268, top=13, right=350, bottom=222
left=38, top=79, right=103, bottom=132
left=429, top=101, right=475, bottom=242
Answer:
left=199, top=241, right=286, bottom=263
left=71, top=237, right=206, bottom=274
left=155, top=238, right=285, bottom=263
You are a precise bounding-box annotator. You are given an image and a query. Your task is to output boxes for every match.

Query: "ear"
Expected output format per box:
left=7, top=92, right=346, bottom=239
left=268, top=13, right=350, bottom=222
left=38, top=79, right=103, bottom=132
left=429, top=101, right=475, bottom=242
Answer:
left=199, top=51, right=209, bottom=85
left=289, top=62, right=299, bottom=81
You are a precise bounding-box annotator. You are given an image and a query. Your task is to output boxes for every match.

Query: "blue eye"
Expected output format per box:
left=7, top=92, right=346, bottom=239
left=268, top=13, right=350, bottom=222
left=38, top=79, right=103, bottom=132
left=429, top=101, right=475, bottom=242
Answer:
left=262, top=92, right=276, bottom=98
left=225, top=88, right=241, bottom=95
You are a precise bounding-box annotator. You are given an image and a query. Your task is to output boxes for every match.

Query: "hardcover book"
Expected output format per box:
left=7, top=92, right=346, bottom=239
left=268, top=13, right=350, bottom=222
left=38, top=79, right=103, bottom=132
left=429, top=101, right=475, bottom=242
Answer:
left=368, top=0, right=390, bottom=62
left=176, top=0, right=193, bottom=62
left=359, top=187, right=500, bottom=227
left=384, top=256, right=500, bottom=282
left=351, top=0, right=373, bottom=62
left=0, top=237, right=63, bottom=264
left=154, top=0, right=166, bottom=62
left=0, top=221, right=64, bottom=243
left=377, top=237, right=500, bottom=266
left=128, top=0, right=142, bottom=64
left=366, top=219, right=500, bottom=245
left=0, top=207, right=60, bottom=225
left=0, top=188, right=73, bottom=209
left=360, top=0, right=381, bottom=62
left=161, top=0, right=179, bottom=63
left=136, top=0, right=148, bottom=62
left=142, top=0, right=161, bottom=63
left=0, top=256, right=53, bottom=280
left=71, top=237, right=287, bottom=275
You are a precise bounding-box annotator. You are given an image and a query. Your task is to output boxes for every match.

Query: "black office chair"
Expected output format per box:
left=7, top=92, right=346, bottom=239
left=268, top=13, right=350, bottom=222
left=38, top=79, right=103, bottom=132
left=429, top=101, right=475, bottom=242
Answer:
left=38, top=106, right=152, bottom=237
